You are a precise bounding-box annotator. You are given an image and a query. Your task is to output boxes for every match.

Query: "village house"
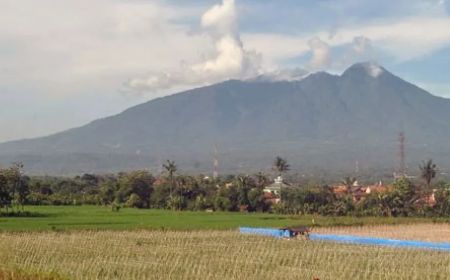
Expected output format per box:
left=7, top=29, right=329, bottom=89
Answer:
left=331, top=180, right=391, bottom=202
left=263, top=176, right=290, bottom=204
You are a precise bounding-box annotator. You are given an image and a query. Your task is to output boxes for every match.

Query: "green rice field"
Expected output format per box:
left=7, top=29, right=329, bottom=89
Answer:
left=1, top=205, right=448, bottom=232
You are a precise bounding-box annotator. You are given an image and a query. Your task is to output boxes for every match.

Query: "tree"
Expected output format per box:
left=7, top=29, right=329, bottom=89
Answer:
left=214, top=196, right=231, bottom=211
left=15, top=175, right=30, bottom=211
left=375, top=178, right=418, bottom=217
left=273, top=156, right=290, bottom=176
left=214, top=184, right=239, bottom=211
left=236, top=175, right=254, bottom=209
left=99, top=181, right=117, bottom=205
left=392, top=177, right=418, bottom=216
left=167, top=195, right=185, bottom=211
left=341, top=176, right=357, bottom=194
left=419, top=159, right=437, bottom=189
left=125, top=193, right=143, bottom=208
left=247, top=188, right=267, bottom=212
left=433, top=189, right=450, bottom=216
left=0, top=172, right=11, bottom=213
left=117, top=171, right=154, bottom=208
left=163, top=160, right=177, bottom=208
left=254, top=172, right=269, bottom=189
left=7, top=163, right=22, bottom=208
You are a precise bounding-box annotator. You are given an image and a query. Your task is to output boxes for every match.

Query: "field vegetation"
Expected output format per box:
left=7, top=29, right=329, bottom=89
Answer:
left=1, top=230, right=449, bottom=280
left=1, top=205, right=448, bottom=232
left=1, top=158, right=449, bottom=279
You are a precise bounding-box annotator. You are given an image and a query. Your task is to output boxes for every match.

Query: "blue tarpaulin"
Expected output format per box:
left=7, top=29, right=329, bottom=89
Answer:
left=309, top=233, right=450, bottom=251
left=239, top=227, right=292, bottom=238
left=239, top=227, right=450, bottom=251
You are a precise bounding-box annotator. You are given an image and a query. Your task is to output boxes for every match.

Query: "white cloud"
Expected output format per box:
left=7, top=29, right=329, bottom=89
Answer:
left=0, top=0, right=208, bottom=97
left=331, top=17, right=450, bottom=61
left=242, top=17, right=450, bottom=69
left=128, top=0, right=262, bottom=92
left=352, top=36, right=373, bottom=55
left=4, top=1, right=448, bottom=97
left=307, top=37, right=331, bottom=71
left=330, top=35, right=378, bottom=69
left=365, top=62, right=384, bottom=78
left=241, top=34, right=310, bottom=68
left=0, top=0, right=209, bottom=141
left=201, top=0, right=237, bottom=36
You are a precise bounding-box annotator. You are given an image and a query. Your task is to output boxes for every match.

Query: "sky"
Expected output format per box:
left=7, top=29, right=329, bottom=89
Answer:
left=1, top=0, right=450, bottom=142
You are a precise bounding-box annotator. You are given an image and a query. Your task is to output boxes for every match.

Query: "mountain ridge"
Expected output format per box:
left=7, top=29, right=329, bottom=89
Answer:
left=1, top=62, right=450, bottom=175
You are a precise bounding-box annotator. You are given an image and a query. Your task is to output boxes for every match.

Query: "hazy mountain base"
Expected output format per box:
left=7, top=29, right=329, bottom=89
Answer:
left=0, top=141, right=447, bottom=179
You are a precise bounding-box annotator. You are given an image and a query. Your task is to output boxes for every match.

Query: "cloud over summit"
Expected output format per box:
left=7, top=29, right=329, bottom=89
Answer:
left=127, top=0, right=450, bottom=94
left=128, top=0, right=262, bottom=92
left=307, top=37, right=331, bottom=71
left=2, top=0, right=450, bottom=141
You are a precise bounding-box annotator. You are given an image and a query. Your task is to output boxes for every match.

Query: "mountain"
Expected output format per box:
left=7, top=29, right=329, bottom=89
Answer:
left=1, top=62, right=450, bottom=175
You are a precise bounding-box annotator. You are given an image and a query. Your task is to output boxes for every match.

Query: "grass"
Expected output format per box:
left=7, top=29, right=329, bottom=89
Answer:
left=1, top=205, right=449, bottom=232
left=2, top=206, right=450, bottom=279
left=1, top=230, right=449, bottom=279
left=0, top=268, right=63, bottom=280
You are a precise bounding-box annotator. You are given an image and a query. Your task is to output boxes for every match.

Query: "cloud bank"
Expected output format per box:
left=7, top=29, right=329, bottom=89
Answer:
left=128, top=0, right=262, bottom=92
left=86, top=0, right=450, bottom=95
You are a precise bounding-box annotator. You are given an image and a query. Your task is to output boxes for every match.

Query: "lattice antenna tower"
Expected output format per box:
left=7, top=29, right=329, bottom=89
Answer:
left=213, top=144, right=219, bottom=179
left=398, top=132, right=406, bottom=176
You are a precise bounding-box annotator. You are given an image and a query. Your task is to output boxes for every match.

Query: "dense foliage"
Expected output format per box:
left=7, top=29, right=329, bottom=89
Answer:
left=1, top=161, right=449, bottom=217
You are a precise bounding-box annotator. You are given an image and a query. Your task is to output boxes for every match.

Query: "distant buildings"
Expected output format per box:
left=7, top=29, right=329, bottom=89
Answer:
left=263, top=176, right=394, bottom=204
left=331, top=181, right=391, bottom=202
left=263, top=176, right=290, bottom=204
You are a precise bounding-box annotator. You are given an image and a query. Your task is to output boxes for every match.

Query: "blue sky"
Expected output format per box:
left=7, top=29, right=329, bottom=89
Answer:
left=1, top=0, right=450, bottom=142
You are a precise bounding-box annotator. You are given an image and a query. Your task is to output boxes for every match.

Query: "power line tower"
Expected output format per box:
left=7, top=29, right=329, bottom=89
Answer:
left=213, top=144, right=219, bottom=179
left=157, top=154, right=163, bottom=175
left=397, top=132, right=406, bottom=177
left=355, top=160, right=360, bottom=174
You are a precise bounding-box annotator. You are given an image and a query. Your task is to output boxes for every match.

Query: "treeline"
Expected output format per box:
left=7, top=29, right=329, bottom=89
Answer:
left=1, top=168, right=271, bottom=213
left=1, top=160, right=450, bottom=217
left=278, top=177, right=450, bottom=217
left=0, top=163, right=29, bottom=213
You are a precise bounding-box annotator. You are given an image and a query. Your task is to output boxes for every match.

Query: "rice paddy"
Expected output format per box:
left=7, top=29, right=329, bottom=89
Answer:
left=1, top=229, right=449, bottom=279
left=1, top=205, right=448, bottom=232
left=2, top=207, right=449, bottom=279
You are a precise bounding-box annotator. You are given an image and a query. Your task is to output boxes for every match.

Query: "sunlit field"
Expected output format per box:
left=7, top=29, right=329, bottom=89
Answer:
left=2, top=207, right=450, bottom=279
left=1, top=230, right=449, bottom=280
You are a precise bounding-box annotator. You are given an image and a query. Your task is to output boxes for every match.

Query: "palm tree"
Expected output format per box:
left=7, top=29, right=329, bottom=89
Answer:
left=419, top=159, right=437, bottom=189
left=163, top=160, right=177, bottom=198
left=254, top=172, right=269, bottom=189
left=273, top=156, right=290, bottom=176
left=237, top=175, right=252, bottom=209
left=341, top=176, right=357, bottom=194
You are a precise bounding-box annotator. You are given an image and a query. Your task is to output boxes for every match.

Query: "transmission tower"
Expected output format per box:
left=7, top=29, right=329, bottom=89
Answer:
left=213, top=145, right=219, bottom=179
left=398, top=132, right=406, bottom=176
left=355, top=160, right=360, bottom=174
